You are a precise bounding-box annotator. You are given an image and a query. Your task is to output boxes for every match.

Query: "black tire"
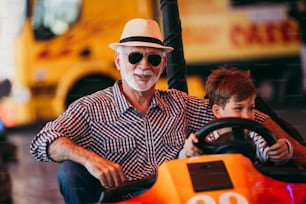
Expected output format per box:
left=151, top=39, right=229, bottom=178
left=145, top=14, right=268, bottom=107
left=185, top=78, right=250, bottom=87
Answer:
left=65, top=74, right=115, bottom=107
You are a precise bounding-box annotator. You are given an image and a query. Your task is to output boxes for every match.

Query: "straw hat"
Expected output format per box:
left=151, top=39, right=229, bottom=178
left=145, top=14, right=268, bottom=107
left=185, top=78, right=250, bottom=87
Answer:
left=109, top=18, right=174, bottom=53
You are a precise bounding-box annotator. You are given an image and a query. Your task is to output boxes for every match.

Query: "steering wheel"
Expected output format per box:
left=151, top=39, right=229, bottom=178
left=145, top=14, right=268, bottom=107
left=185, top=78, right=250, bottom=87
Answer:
left=195, top=117, right=306, bottom=183
left=195, top=117, right=277, bottom=162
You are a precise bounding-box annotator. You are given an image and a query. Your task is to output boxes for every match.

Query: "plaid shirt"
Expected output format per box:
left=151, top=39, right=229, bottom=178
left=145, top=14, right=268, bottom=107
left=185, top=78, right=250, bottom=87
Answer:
left=30, top=81, right=268, bottom=181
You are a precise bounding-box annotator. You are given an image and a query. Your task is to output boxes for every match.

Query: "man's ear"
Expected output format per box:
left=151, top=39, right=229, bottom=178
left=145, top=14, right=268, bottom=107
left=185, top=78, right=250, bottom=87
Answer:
left=114, top=53, right=120, bottom=70
left=159, top=57, right=167, bottom=74
left=212, top=104, right=222, bottom=118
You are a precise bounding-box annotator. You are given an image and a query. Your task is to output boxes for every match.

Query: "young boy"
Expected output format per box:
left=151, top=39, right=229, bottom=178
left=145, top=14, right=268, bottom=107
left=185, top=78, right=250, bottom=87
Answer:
left=182, top=67, right=293, bottom=165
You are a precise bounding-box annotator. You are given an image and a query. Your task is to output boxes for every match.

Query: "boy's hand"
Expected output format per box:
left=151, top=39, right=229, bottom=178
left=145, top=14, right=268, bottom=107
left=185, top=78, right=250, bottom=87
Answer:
left=268, top=138, right=290, bottom=162
left=183, top=133, right=203, bottom=157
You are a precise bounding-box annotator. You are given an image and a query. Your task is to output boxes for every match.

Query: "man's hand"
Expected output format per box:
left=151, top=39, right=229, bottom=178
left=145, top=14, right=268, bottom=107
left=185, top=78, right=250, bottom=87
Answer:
left=183, top=133, right=203, bottom=157
left=48, top=137, right=127, bottom=188
left=84, top=152, right=127, bottom=188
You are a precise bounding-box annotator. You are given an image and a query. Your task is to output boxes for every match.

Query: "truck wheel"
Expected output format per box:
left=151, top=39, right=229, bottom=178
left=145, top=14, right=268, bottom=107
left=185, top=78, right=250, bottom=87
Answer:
left=65, top=75, right=115, bottom=108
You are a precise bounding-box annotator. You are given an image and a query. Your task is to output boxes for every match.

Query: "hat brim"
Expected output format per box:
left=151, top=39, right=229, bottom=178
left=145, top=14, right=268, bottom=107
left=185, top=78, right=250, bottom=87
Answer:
left=109, top=41, right=174, bottom=53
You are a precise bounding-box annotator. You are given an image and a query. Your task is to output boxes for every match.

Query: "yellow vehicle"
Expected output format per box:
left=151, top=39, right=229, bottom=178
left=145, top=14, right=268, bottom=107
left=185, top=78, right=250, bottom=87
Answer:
left=0, top=0, right=302, bottom=127
left=0, top=0, right=206, bottom=127
left=0, top=0, right=156, bottom=126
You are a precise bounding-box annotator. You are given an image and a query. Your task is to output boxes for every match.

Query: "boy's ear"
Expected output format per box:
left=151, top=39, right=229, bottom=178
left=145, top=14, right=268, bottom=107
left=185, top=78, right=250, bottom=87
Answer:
left=212, top=104, right=222, bottom=118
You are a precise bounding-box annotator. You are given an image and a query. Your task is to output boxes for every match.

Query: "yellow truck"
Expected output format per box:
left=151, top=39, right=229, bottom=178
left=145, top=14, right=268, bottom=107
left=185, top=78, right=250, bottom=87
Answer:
left=0, top=0, right=302, bottom=127
left=0, top=0, right=162, bottom=126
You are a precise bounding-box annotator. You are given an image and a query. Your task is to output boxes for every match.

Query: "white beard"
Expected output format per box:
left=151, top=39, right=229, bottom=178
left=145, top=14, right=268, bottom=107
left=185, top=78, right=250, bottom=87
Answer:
left=121, top=68, right=161, bottom=92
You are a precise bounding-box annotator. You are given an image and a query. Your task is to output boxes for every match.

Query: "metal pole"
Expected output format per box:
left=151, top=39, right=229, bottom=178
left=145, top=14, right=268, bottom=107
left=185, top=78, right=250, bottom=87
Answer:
left=160, top=0, right=188, bottom=93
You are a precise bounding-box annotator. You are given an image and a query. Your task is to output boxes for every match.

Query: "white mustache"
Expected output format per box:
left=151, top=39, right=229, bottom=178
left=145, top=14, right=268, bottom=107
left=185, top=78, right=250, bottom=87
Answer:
left=134, top=69, right=154, bottom=76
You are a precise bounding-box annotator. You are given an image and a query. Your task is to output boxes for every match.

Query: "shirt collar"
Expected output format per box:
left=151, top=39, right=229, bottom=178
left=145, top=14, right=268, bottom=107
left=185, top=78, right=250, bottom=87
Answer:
left=113, top=80, right=163, bottom=114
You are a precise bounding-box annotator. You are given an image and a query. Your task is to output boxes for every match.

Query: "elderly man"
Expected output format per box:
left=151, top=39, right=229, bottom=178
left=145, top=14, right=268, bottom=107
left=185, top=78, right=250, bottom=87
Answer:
left=30, top=18, right=306, bottom=204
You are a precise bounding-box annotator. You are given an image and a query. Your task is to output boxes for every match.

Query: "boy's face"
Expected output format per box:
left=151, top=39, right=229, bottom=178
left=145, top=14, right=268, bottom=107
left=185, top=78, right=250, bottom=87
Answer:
left=212, top=94, right=256, bottom=120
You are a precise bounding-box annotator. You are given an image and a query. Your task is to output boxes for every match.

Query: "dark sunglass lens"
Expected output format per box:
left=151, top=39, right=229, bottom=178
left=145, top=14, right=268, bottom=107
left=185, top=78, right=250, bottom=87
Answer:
left=148, top=55, right=161, bottom=66
left=128, top=52, right=143, bottom=64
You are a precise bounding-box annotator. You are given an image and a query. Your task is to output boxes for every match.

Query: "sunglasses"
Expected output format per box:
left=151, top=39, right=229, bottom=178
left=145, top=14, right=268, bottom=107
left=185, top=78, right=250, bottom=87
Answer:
left=128, top=52, right=162, bottom=66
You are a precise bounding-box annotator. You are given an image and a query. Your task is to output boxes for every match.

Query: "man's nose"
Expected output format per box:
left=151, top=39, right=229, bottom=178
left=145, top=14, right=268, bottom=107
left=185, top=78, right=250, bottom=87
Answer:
left=139, top=55, right=150, bottom=67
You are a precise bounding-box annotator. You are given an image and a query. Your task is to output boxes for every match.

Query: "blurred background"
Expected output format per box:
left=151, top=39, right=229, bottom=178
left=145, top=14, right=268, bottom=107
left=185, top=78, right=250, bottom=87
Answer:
left=0, top=0, right=305, bottom=203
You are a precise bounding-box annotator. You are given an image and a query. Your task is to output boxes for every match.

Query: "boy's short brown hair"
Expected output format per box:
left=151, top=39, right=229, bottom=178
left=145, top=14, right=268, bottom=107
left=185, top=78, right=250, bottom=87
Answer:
left=205, top=67, right=257, bottom=108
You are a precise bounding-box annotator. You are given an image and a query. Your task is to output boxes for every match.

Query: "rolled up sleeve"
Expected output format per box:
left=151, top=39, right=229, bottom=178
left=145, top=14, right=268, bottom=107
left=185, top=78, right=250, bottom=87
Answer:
left=30, top=102, right=91, bottom=162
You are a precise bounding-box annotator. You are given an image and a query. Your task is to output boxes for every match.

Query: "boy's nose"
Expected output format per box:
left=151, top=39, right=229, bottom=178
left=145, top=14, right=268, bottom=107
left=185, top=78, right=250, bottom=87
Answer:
left=241, top=111, right=252, bottom=119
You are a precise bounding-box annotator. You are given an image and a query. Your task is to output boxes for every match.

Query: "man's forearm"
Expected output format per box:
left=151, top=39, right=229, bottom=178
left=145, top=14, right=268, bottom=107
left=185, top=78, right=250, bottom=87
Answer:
left=48, top=136, right=127, bottom=187
left=48, top=137, right=93, bottom=165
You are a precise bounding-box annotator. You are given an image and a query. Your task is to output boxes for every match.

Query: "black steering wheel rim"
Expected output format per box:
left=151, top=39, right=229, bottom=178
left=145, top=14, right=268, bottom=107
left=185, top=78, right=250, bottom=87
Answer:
left=195, top=117, right=277, bottom=161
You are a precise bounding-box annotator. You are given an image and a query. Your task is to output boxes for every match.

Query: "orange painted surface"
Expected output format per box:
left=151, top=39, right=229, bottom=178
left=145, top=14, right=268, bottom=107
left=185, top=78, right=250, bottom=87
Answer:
left=107, top=154, right=306, bottom=204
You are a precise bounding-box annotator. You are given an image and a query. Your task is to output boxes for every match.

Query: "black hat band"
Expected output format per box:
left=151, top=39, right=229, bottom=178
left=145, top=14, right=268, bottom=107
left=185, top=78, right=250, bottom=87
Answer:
left=119, top=36, right=163, bottom=45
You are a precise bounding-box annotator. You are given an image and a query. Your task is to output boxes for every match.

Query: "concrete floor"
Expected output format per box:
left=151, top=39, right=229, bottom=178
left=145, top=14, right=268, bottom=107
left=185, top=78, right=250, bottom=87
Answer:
left=5, top=124, right=63, bottom=204
left=3, top=105, right=306, bottom=204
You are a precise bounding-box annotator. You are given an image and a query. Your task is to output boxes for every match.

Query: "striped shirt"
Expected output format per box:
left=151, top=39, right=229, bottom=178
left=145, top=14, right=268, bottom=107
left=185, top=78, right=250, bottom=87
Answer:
left=249, top=131, right=270, bottom=162
left=30, top=81, right=269, bottom=181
